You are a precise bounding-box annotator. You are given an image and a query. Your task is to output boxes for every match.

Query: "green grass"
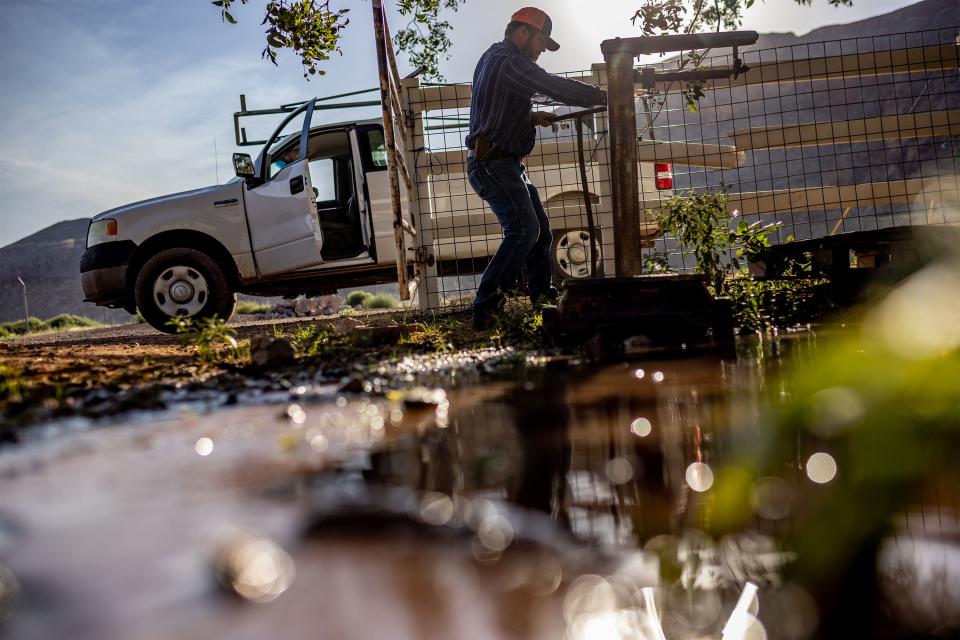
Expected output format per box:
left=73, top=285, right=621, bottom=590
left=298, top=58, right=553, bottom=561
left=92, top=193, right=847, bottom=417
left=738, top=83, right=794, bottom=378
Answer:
left=167, top=315, right=245, bottom=363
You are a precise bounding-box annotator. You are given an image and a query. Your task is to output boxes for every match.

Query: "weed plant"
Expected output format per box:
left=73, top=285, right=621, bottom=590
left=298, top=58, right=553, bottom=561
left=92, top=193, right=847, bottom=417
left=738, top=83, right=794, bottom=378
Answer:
left=492, top=302, right=545, bottom=346
left=0, top=364, right=27, bottom=401
left=400, top=315, right=459, bottom=352
left=167, top=316, right=246, bottom=363
left=653, top=191, right=823, bottom=329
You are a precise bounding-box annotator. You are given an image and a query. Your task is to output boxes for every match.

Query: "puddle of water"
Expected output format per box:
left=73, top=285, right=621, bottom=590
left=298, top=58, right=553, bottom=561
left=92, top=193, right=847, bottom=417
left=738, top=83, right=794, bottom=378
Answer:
left=0, top=333, right=957, bottom=639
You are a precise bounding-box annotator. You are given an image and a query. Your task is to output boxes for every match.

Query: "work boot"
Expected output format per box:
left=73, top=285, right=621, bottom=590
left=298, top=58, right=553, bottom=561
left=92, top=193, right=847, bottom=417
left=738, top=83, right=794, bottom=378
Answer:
left=472, top=310, right=498, bottom=331
left=472, top=295, right=506, bottom=331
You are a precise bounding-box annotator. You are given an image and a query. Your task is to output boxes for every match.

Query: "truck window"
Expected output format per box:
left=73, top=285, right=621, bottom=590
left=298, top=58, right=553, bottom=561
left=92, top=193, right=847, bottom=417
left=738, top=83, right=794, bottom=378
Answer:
left=269, top=159, right=288, bottom=178
left=308, top=158, right=337, bottom=202
left=366, top=129, right=387, bottom=167
left=358, top=126, right=388, bottom=171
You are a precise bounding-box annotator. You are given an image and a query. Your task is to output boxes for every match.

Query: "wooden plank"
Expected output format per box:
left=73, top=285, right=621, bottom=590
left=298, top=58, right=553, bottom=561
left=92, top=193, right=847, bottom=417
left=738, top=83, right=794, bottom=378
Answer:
left=640, top=177, right=960, bottom=217
left=392, top=140, right=414, bottom=190
left=410, top=47, right=957, bottom=111
left=637, top=140, right=744, bottom=168
left=729, top=111, right=960, bottom=150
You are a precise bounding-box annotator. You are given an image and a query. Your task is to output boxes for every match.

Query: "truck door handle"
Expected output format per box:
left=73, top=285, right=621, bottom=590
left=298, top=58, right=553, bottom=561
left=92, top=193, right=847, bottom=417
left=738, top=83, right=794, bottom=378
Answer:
left=289, top=176, right=304, bottom=195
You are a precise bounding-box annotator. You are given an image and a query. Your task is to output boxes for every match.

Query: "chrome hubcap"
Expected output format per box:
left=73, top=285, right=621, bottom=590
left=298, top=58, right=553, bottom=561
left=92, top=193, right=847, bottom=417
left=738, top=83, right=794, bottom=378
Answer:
left=555, top=230, right=596, bottom=279
left=153, top=265, right=208, bottom=317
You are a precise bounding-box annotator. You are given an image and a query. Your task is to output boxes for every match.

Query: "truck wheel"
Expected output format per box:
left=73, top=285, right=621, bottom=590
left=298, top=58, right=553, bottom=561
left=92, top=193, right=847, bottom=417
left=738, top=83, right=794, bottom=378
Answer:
left=134, top=248, right=236, bottom=334
left=552, top=229, right=601, bottom=281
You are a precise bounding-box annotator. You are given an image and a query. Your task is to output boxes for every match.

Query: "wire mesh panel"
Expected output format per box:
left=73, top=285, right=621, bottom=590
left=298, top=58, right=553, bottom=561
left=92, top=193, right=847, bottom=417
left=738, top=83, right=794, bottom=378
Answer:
left=404, top=28, right=959, bottom=311
left=639, top=27, right=960, bottom=272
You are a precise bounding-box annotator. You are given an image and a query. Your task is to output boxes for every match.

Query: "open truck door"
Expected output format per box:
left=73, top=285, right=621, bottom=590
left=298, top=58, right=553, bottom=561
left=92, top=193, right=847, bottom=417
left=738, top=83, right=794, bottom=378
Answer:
left=244, top=99, right=324, bottom=277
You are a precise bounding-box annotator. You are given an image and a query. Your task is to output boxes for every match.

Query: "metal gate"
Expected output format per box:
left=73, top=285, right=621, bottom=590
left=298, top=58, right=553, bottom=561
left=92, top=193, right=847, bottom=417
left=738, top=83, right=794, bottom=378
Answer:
left=401, top=26, right=959, bottom=310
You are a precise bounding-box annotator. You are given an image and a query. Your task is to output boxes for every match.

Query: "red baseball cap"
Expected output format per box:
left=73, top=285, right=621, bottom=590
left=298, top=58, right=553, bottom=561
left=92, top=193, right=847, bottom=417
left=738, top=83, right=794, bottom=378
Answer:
left=511, top=7, right=560, bottom=51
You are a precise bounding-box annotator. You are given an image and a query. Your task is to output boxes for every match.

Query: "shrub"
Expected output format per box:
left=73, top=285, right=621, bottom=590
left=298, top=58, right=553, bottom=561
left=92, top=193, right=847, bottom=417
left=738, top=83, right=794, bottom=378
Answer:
left=236, top=300, right=273, bottom=315
left=345, top=290, right=373, bottom=307
left=1, top=317, right=48, bottom=335
left=365, top=293, right=398, bottom=309
left=651, top=191, right=730, bottom=293
left=47, top=314, right=103, bottom=330
left=726, top=274, right=826, bottom=331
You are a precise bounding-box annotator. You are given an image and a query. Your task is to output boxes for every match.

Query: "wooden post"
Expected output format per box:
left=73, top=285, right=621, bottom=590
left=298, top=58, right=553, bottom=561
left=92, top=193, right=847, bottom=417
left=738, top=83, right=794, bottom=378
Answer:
left=372, top=0, right=410, bottom=300
left=601, top=39, right=643, bottom=277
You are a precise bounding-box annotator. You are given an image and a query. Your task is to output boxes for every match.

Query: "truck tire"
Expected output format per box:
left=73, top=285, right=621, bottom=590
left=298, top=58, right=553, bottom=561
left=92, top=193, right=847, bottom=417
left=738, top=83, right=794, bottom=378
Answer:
left=134, top=247, right=236, bottom=334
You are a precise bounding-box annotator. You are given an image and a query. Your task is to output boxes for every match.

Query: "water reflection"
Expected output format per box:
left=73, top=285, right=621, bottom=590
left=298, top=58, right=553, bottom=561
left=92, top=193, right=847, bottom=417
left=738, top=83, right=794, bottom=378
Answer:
left=0, top=563, right=18, bottom=622
left=212, top=531, right=295, bottom=603
left=345, top=333, right=958, bottom=638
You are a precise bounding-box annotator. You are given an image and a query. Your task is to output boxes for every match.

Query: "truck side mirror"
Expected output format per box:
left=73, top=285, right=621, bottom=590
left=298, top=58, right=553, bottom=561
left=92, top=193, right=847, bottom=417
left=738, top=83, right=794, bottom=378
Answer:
left=233, top=153, right=255, bottom=177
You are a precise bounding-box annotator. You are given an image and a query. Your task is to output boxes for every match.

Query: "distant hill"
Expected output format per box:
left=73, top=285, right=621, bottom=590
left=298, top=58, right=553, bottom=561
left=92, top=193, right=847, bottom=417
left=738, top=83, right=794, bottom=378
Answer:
left=759, top=0, right=958, bottom=46
left=0, top=219, right=134, bottom=324
left=657, top=0, right=957, bottom=62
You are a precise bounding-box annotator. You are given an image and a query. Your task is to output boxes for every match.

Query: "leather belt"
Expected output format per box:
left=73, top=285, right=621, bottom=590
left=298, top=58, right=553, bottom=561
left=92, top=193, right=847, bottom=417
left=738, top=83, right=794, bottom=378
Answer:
left=470, top=134, right=522, bottom=162
left=468, top=148, right=523, bottom=162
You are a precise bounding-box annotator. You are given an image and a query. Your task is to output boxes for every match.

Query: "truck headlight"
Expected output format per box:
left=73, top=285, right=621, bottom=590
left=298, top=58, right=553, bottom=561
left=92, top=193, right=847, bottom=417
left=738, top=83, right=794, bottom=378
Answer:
left=87, top=219, right=118, bottom=247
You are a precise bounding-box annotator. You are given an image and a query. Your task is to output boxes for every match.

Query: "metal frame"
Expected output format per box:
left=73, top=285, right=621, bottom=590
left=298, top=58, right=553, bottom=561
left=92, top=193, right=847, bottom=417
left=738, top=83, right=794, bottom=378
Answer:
left=600, top=31, right=759, bottom=276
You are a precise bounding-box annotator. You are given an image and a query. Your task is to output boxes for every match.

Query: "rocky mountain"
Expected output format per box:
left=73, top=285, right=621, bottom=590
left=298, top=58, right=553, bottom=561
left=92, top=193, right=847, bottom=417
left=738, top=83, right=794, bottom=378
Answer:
left=0, top=219, right=134, bottom=324
left=759, top=0, right=958, bottom=47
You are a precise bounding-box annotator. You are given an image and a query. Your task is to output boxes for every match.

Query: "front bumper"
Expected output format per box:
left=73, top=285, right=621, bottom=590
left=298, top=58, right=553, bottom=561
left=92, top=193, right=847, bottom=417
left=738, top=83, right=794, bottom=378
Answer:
left=80, top=240, right=136, bottom=306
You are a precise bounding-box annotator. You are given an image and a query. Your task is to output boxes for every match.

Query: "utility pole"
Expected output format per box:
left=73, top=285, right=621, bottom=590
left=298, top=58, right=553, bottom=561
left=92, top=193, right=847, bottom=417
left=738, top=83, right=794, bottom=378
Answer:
left=16, top=276, right=29, bottom=334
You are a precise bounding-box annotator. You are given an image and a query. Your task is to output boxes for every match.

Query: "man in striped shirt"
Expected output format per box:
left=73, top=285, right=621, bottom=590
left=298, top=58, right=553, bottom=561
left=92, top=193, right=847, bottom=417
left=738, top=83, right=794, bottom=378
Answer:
left=466, top=6, right=607, bottom=330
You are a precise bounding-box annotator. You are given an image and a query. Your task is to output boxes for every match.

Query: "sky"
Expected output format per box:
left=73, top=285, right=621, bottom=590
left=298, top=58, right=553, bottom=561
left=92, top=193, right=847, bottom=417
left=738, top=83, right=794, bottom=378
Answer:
left=0, top=0, right=922, bottom=247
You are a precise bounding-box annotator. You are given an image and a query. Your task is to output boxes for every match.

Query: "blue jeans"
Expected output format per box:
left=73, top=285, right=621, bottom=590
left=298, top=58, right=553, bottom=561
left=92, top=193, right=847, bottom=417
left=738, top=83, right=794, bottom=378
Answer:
left=466, top=156, right=555, bottom=314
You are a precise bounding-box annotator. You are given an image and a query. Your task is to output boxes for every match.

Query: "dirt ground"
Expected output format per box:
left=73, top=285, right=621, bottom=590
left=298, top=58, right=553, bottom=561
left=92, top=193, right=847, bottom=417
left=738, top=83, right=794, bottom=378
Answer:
left=2, top=315, right=333, bottom=386
left=0, top=309, right=516, bottom=437
left=0, top=315, right=385, bottom=430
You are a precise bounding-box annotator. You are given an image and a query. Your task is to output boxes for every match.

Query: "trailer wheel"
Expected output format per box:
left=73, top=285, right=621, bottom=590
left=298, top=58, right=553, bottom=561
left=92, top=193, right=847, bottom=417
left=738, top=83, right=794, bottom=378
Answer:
left=134, top=248, right=236, bottom=334
left=552, top=229, right=601, bottom=281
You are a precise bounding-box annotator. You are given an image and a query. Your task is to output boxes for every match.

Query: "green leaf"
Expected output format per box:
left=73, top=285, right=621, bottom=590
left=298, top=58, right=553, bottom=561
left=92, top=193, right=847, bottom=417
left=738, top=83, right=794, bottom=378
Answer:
left=224, top=10, right=237, bottom=24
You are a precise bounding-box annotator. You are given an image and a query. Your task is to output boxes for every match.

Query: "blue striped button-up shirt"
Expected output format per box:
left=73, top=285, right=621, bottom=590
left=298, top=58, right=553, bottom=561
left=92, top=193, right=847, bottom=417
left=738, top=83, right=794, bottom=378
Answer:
left=466, top=39, right=606, bottom=157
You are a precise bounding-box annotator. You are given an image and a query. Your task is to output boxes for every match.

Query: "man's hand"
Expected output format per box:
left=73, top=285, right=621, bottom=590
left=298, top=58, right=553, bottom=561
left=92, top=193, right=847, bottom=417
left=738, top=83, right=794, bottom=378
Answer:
left=531, top=111, right=555, bottom=127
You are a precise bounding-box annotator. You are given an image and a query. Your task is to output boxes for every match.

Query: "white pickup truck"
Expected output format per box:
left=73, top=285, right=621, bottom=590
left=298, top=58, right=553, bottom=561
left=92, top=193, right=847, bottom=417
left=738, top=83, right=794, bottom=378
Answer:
left=81, top=100, right=419, bottom=332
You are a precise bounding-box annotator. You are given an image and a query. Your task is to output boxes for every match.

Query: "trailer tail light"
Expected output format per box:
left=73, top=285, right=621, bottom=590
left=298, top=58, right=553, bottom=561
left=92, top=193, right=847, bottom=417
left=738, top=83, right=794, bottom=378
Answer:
left=655, top=163, right=673, bottom=190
